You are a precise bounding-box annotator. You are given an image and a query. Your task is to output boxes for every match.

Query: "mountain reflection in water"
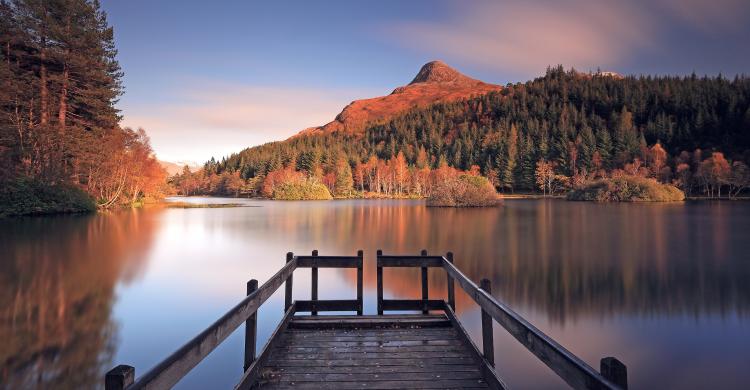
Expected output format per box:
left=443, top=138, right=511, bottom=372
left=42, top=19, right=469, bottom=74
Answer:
left=1, top=199, right=748, bottom=389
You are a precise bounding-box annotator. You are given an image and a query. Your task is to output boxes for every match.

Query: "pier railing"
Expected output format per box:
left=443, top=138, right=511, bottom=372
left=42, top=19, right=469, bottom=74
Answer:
left=105, top=250, right=363, bottom=390
left=376, top=250, right=628, bottom=390
left=105, top=250, right=627, bottom=390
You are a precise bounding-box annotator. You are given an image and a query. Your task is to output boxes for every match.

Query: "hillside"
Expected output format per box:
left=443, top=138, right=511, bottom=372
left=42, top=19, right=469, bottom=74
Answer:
left=297, top=61, right=501, bottom=136
left=177, top=66, right=750, bottom=199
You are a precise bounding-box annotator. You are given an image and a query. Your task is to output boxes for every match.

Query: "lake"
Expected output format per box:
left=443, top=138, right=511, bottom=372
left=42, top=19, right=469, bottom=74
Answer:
left=1, top=198, right=749, bottom=389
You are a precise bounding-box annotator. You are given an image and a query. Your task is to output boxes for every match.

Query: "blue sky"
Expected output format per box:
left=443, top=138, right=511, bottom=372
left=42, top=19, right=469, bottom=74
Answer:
left=101, top=0, right=750, bottom=163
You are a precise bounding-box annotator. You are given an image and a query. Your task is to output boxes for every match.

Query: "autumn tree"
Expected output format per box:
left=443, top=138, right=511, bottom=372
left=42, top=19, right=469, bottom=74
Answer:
left=535, top=160, right=554, bottom=196
left=334, top=157, right=354, bottom=197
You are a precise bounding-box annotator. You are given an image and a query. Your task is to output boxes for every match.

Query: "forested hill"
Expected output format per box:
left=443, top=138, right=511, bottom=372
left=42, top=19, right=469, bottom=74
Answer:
left=194, top=67, right=749, bottom=196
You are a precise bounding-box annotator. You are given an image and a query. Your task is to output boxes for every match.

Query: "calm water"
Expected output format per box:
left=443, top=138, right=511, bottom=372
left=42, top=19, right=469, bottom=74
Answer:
left=1, top=198, right=749, bottom=389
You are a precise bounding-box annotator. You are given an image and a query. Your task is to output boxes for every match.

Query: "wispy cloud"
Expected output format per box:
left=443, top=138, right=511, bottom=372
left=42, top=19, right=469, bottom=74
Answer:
left=385, top=0, right=750, bottom=77
left=121, top=81, right=376, bottom=162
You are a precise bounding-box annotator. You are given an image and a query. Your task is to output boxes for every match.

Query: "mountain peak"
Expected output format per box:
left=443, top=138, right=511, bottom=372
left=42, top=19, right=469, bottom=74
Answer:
left=295, top=61, right=501, bottom=137
left=410, top=60, right=468, bottom=84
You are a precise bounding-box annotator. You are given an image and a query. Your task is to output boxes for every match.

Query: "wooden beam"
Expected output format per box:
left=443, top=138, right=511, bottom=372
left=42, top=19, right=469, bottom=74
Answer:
left=243, top=279, right=258, bottom=371
left=377, top=256, right=444, bottom=268
left=311, top=250, right=318, bottom=316
left=442, top=258, right=621, bottom=390
left=105, top=365, right=134, bottom=390
left=357, top=249, right=364, bottom=316
left=381, top=299, right=445, bottom=312
left=284, top=252, right=293, bottom=313
left=480, top=279, right=495, bottom=367
left=124, top=258, right=296, bottom=390
left=421, top=249, right=429, bottom=314
left=601, top=357, right=628, bottom=389
left=377, top=249, right=383, bottom=315
left=446, top=252, right=456, bottom=311
left=296, top=256, right=361, bottom=268
left=295, top=299, right=360, bottom=313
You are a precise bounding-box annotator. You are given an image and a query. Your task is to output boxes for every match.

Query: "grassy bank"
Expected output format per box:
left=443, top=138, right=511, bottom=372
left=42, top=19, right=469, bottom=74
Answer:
left=567, top=175, right=685, bottom=202
left=0, top=178, right=96, bottom=218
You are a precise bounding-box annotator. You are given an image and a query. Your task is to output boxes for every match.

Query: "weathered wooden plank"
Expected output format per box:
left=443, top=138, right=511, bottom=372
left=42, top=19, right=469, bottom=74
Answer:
left=124, top=258, right=297, bottom=390
left=289, top=315, right=448, bottom=328
left=377, top=256, right=444, bottom=268
left=273, top=344, right=471, bottom=353
left=381, top=299, right=446, bottom=312
left=259, top=379, right=488, bottom=389
left=294, top=299, right=359, bottom=313
left=235, top=303, right=296, bottom=390
left=265, top=356, right=479, bottom=367
left=265, top=370, right=484, bottom=382
left=272, top=350, right=475, bottom=360
left=261, top=364, right=483, bottom=374
left=296, top=256, right=361, bottom=268
left=287, top=314, right=447, bottom=321
left=277, top=339, right=465, bottom=348
left=441, top=259, right=622, bottom=390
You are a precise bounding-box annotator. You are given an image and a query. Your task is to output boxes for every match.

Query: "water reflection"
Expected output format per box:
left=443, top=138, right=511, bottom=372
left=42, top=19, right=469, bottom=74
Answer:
left=1, top=199, right=749, bottom=389
left=0, top=210, right=159, bottom=389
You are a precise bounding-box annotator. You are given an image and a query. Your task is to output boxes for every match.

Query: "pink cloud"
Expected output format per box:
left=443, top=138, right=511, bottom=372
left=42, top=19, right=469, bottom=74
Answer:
left=386, top=0, right=749, bottom=76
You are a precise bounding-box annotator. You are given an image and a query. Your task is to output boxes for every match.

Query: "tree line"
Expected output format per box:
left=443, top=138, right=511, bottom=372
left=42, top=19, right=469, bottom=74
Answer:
left=0, top=0, right=166, bottom=213
left=176, top=67, right=750, bottom=199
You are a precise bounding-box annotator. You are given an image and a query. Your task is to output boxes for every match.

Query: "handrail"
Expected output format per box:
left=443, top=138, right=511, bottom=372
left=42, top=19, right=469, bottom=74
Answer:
left=105, top=251, right=364, bottom=390
left=440, top=257, right=625, bottom=390
left=375, top=250, right=627, bottom=390
left=106, top=251, right=627, bottom=390
left=119, top=258, right=297, bottom=390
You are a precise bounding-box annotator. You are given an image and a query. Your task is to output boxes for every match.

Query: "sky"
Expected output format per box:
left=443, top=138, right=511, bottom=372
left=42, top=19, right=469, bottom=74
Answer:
left=100, top=0, right=750, bottom=163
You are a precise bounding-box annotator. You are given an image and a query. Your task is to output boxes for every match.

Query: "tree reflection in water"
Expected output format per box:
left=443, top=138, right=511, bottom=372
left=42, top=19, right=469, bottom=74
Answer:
left=0, top=210, right=157, bottom=389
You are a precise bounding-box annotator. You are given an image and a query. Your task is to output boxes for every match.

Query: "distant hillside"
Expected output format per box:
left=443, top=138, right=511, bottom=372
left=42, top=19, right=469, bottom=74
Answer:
left=186, top=65, right=750, bottom=198
left=159, top=160, right=200, bottom=176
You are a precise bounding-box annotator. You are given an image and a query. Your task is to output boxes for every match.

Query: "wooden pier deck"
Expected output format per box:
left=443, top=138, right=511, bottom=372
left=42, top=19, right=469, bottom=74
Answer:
left=255, top=314, right=492, bottom=389
left=105, top=250, right=629, bottom=390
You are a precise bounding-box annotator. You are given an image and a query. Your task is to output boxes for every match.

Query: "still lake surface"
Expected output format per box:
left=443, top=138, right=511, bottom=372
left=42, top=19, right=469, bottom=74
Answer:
left=1, top=198, right=749, bottom=389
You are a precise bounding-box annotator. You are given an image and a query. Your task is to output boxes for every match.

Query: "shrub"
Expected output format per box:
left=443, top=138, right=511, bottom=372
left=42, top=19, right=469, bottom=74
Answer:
left=0, top=177, right=97, bottom=217
left=567, top=175, right=685, bottom=202
left=427, top=174, right=499, bottom=207
left=272, top=179, right=333, bottom=200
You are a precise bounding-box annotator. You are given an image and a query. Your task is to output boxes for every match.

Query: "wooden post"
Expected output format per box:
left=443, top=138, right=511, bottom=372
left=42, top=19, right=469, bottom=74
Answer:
left=480, top=278, right=495, bottom=366
left=244, top=279, right=258, bottom=371
left=284, top=252, right=293, bottom=312
left=356, top=250, right=364, bottom=315
left=376, top=249, right=383, bottom=315
left=601, top=357, right=628, bottom=389
left=105, top=365, right=134, bottom=390
left=420, top=249, right=429, bottom=314
left=446, top=252, right=455, bottom=311
left=311, top=250, right=318, bottom=315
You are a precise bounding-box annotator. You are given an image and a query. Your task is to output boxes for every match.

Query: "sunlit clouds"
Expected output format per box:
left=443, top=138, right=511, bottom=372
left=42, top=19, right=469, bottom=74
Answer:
left=121, top=82, right=377, bottom=162
left=386, top=0, right=750, bottom=77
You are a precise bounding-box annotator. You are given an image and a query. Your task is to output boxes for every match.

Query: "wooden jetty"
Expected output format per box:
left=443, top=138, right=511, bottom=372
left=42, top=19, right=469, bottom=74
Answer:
left=105, top=250, right=628, bottom=390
